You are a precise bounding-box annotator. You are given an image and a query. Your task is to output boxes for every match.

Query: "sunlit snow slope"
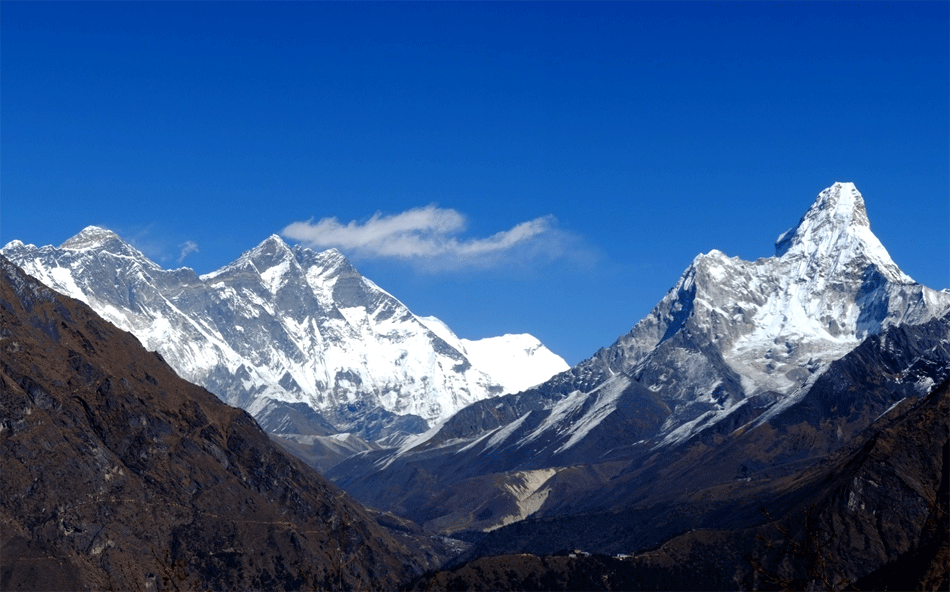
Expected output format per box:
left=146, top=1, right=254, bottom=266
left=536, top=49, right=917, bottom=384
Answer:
left=416, top=316, right=569, bottom=394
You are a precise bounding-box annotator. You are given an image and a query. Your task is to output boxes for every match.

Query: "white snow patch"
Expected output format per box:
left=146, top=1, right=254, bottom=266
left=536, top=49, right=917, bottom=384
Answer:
left=915, top=376, right=935, bottom=395
left=461, top=334, right=569, bottom=394
left=259, top=258, right=292, bottom=294
left=47, top=266, right=86, bottom=300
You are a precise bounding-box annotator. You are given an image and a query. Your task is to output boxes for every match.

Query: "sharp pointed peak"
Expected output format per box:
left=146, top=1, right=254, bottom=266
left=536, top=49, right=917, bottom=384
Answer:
left=202, top=235, right=297, bottom=281
left=814, top=181, right=869, bottom=225
left=253, top=234, right=291, bottom=251
left=315, top=247, right=359, bottom=274
left=775, top=182, right=872, bottom=256
left=238, top=234, right=295, bottom=265
left=244, top=234, right=299, bottom=268
left=318, top=247, right=352, bottom=264
left=681, top=249, right=734, bottom=281
left=53, top=226, right=162, bottom=270
left=287, top=243, right=351, bottom=266
left=691, top=248, right=730, bottom=263
left=774, top=182, right=912, bottom=283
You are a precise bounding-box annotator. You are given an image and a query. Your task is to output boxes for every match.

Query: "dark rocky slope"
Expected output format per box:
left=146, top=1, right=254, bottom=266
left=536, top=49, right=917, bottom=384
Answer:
left=0, top=256, right=449, bottom=591
left=409, top=378, right=949, bottom=591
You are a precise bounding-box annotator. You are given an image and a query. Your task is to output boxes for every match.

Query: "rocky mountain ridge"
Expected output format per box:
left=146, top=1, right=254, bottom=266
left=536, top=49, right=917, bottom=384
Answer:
left=2, top=229, right=567, bottom=447
left=3, top=180, right=947, bottom=591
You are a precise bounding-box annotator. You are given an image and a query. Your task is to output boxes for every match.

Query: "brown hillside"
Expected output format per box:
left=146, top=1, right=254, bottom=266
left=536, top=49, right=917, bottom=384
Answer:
left=0, top=256, right=437, bottom=591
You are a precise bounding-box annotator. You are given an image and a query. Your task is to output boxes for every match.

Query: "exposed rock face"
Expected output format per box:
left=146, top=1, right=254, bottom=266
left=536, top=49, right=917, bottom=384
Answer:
left=329, top=183, right=950, bottom=535
left=0, top=256, right=446, bottom=591
left=2, top=229, right=567, bottom=447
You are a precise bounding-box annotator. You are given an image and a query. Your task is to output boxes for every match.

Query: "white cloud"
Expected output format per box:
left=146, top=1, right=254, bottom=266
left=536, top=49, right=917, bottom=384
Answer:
left=177, top=240, right=199, bottom=263
left=281, top=206, right=584, bottom=270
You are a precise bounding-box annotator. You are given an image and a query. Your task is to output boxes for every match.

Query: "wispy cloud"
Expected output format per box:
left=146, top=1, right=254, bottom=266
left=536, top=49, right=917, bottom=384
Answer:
left=282, top=206, right=591, bottom=271
left=177, top=240, right=199, bottom=263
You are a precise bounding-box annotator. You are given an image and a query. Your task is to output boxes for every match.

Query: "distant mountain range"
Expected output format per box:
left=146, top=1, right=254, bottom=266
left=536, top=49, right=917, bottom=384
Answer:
left=2, top=228, right=567, bottom=453
left=3, top=181, right=947, bottom=590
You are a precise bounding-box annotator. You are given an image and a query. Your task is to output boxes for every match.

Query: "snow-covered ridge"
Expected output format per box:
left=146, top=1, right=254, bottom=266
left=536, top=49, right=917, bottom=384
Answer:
left=1, top=227, right=567, bottom=440
left=461, top=335, right=569, bottom=394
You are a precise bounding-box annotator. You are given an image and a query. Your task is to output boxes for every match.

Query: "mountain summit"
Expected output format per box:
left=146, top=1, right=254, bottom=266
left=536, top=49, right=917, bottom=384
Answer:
left=60, top=225, right=122, bottom=249
left=2, top=231, right=568, bottom=447
left=593, top=182, right=942, bottom=404
left=58, top=225, right=162, bottom=269
left=775, top=181, right=909, bottom=282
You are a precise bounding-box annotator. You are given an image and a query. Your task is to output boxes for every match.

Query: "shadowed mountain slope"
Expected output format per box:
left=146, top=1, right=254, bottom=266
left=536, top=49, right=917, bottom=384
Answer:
left=0, top=256, right=449, bottom=591
left=409, top=378, right=949, bottom=591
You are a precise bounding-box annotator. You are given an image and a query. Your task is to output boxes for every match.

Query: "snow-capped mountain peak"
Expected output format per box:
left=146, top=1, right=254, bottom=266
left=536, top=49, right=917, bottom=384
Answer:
left=60, top=225, right=122, bottom=250
left=57, top=225, right=160, bottom=270
left=243, top=235, right=300, bottom=294
left=460, top=333, right=570, bottom=394
left=326, top=182, right=950, bottom=540
left=486, top=182, right=950, bottom=458
left=415, top=316, right=570, bottom=394
left=239, top=234, right=295, bottom=270
left=775, top=182, right=910, bottom=283
left=201, top=235, right=297, bottom=283
left=253, top=234, right=294, bottom=257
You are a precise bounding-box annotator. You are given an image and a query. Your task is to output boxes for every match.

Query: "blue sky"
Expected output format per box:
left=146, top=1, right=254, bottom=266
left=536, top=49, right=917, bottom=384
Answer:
left=2, top=1, right=948, bottom=365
